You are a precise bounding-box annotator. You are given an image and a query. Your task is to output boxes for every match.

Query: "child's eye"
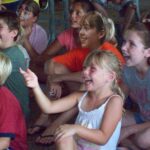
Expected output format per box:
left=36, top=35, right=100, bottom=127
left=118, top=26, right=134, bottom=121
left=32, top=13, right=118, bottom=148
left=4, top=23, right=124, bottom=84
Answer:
left=129, top=41, right=136, bottom=47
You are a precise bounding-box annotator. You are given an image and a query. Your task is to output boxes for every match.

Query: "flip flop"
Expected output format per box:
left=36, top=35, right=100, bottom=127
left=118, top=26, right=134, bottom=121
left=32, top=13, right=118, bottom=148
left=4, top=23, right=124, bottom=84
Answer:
left=35, top=134, right=54, bottom=146
left=28, top=125, right=46, bottom=135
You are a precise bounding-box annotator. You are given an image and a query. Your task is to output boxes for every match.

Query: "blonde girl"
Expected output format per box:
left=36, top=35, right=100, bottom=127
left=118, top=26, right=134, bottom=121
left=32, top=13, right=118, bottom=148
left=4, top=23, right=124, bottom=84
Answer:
left=20, top=50, right=124, bottom=150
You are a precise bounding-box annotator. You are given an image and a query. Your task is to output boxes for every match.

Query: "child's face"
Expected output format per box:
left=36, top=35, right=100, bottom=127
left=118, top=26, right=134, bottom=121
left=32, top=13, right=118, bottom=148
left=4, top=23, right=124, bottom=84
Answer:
left=18, top=4, right=37, bottom=27
left=79, top=21, right=102, bottom=50
left=70, top=3, right=87, bottom=28
left=82, top=62, right=111, bottom=91
left=122, top=30, right=147, bottom=67
left=0, top=19, right=16, bottom=49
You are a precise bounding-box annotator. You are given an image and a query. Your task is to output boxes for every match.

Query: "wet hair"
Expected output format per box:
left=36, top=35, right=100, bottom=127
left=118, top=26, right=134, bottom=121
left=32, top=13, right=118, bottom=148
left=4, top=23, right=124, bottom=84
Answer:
left=81, top=11, right=115, bottom=43
left=0, top=10, right=20, bottom=41
left=83, top=50, right=124, bottom=100
left=0, top=53, right=12, bottom=85
left=127, top=22, right=150, bottom=49
left=71, top=0, right=95, bottom=13
left=19, top=0, right=40, bottom=17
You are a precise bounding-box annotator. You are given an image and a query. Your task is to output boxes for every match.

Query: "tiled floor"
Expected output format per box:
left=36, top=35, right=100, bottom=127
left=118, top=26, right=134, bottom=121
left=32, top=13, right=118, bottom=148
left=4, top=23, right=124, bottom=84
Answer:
left=28, top=1, right=150, bottom=149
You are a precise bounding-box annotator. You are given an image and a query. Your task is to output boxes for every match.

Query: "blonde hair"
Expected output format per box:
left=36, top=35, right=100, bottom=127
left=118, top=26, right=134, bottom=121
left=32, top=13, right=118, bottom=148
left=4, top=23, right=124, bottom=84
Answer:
left=0, top=53, right=12, bottom=85
left=84, top=50, right=125, bottom=101
left=81, top=11, right=115, bottom=43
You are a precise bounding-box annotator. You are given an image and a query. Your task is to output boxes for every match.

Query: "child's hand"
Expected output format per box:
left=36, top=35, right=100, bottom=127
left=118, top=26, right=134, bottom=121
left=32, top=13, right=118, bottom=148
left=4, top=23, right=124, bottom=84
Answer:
left=54, top=124, right=76, bottom=141
left=20, top=68, right=39, bottom=88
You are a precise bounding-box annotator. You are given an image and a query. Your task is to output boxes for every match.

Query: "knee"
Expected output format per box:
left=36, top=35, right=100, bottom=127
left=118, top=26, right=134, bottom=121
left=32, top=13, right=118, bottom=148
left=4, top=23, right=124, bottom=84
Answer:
left=44, top=60, right=69, bottom=75
left=134, top=128, right=150, bottom=149
left=55, top=136, right=74, bottom=149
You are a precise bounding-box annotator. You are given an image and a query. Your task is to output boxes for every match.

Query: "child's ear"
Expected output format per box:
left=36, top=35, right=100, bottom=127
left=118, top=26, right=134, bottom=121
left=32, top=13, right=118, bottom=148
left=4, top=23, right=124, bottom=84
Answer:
left=11, top=29, right=18, bottom=38
left=98, top=31, right=105, bottom=40
left=107, top=71, right=116, bottom=81
left=144, top=48, right=150, bottom=57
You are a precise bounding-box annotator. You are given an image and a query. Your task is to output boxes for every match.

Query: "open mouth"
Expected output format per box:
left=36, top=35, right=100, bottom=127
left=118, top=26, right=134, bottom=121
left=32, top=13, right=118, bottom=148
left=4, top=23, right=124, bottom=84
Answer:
left=84, top=79, right=93, bottom=86
left=122, top=53, right=130, bottom=61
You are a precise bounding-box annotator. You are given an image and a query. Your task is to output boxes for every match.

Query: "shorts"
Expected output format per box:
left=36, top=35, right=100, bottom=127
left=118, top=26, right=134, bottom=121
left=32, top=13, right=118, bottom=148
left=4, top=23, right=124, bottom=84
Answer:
left=134, top=112, right=145, bottom=124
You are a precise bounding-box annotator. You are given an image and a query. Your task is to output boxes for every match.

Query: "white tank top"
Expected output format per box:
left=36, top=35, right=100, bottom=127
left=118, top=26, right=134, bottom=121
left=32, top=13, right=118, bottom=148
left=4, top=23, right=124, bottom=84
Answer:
left=75, top=92, right=121, bottom=150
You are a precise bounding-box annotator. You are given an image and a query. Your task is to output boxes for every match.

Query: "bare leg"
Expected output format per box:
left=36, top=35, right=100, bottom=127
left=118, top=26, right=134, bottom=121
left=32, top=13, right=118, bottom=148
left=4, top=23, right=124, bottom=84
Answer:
left=56, top=136, right=77, bottom=150
left=119, top=138, right=140, bottom=150
left=133, top=128, right=150, bottom=149
left=36, top=107, right=78, bottom=144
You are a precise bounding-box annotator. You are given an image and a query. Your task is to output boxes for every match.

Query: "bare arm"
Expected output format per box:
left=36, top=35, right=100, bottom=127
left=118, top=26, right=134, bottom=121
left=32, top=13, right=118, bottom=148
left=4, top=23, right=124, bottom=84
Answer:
left=55, top=96, right=123, bottom=144
left=122, top=5, right=136, bottom=33
left=34, top=39, right=63, bottom=64
left=20, top=68, right=80, bottom=114
left=92, top=2, right=108, bottom=17
left=0, top=137, right=10, bottom=150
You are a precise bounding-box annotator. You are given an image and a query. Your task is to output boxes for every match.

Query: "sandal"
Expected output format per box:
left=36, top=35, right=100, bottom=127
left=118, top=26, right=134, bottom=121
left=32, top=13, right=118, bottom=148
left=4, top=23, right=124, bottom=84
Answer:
left=28, top=125, right=46, bottom=135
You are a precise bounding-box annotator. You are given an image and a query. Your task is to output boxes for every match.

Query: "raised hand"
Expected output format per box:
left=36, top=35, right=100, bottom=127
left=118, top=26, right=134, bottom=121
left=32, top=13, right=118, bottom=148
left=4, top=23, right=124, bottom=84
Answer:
left=20, top=68, right=39, bottom=88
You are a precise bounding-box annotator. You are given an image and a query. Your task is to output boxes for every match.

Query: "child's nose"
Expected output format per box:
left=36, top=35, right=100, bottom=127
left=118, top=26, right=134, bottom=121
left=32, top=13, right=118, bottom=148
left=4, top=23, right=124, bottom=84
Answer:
left=121, top=43, right=128, bottom=53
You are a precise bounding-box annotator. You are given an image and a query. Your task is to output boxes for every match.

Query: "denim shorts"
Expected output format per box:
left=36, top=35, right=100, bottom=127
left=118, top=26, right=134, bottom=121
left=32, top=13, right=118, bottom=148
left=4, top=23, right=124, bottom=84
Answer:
left=134, top=112, right=145, bottom=124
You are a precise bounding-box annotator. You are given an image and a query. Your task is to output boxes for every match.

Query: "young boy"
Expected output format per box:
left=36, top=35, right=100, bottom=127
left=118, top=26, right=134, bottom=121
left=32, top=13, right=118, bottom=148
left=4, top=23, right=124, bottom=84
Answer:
left=0, top=52, right=27, bottom=150
left=0, top=10, right=30, bottom=118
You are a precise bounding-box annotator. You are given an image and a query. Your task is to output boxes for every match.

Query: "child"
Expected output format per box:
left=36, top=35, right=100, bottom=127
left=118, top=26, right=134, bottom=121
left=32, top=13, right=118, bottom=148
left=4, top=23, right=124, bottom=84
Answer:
left=33, top=11, right=125, bottom=145
left=38, top=0, right=95, bottom=60
left=21, top=50, right=124, bottom=150
left=0, top=53, right=27, bottom=150
left=0, top=10, right=30, bottom=118
left=91, top=0, right=138, bottom=32
left=18, top=0, right=48, bottom=58
left=27, top=0, right=96, bottom=138
left=119, top=22, right=150, bottom=149
left=33, top=0, right=95, bottom=82
left=18, top=0, right=48, bottom=82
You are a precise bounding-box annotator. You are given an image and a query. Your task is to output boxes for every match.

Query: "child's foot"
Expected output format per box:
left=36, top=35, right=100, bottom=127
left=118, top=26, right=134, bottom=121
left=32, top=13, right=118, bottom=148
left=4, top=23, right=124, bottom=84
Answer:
left=28, top=114, right=50, bottom=135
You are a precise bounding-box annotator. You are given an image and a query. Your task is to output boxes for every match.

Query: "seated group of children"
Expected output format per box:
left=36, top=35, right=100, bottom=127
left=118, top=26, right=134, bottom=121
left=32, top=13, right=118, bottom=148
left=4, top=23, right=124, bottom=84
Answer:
left=0, top=0, right=150, bottom=150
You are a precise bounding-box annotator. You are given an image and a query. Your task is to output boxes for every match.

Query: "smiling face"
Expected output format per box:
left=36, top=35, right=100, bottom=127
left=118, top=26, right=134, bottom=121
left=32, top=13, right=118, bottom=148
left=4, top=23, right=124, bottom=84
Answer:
left=70, top=2, right=87, bottom=29
left=0, top=19, right=17, bottom=49
left=82, top=62, right=109, bottom=91
left=79, top=20, right=103, bottom=50
left=122, top=30, right=149, bottom=68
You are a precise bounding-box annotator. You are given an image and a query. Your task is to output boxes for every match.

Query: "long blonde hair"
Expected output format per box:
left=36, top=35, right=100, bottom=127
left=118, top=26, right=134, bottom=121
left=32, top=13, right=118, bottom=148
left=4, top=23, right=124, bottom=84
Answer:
left=84, top=50, right=125, bottom=101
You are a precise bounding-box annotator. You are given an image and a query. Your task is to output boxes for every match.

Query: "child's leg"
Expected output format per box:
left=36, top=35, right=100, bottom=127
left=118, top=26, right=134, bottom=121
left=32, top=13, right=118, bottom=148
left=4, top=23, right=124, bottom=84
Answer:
left=55, top=136, right=77, bottom=150
left=133, top=128, right=150, bottom=149
left=119, top=138, right=140, bottom=150
left=36, top=107, right=78, bottom=144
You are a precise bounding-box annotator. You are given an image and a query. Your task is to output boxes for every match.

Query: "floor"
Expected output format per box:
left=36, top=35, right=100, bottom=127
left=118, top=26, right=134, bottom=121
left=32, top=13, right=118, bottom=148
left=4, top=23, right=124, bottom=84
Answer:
left=28, top=1, right=150, bottom=150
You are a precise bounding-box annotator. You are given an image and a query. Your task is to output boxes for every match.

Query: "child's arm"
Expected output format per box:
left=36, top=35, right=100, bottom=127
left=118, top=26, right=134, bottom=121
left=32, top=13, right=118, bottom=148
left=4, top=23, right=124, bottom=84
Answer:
left=23, top=26, right=39, bottom=59
left=122, top=4, right=136, bottom=33
left=20, top=68, right=80, bottom=114
left=91, top=1, right=108, bottom=17
left=55, top=96, right=123, bottom=144
left=0, top=137, right=11, bottom=149
left=33, top=39, right=63, bottom=64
